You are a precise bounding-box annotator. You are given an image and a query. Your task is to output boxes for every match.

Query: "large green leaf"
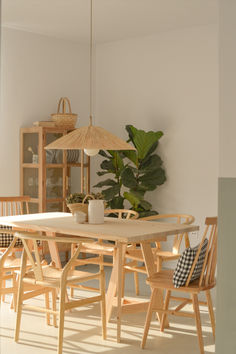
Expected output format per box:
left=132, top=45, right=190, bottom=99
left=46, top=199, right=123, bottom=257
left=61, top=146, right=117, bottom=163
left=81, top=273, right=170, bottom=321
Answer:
left=102, top=184, right=120, bottom=200
left=129, top=189, right=146, bottom=199
left=97, top=171, right=109, bottom=176
left=139, top=167, right=166, bottom=190
left=100, top=159, right=116, bottom=172
left=139, top=199, right=152, bottom=211
left=110, top=196, right=124, bottom=209
left=121, top=167, right=138, bottom=188
left=139, top=154, right=163, bottom=172
left=126, top=125, right=163, bottom=160
left=122, top=150, right=138, bottom=166
left=146, top=141, right=158, bottom=157
left=138, top=210, right=158, bottom=218
left=93, top=179, right=117, bottom=188
left=123, top=191, right=140, bottom=209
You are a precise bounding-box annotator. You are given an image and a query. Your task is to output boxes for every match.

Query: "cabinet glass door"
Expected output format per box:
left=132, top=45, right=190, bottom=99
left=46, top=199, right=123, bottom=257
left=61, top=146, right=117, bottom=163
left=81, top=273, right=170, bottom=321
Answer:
left=23, top=168, right=38, bottom=198
left=46, top=168, right=63, bottom=198
left=23, top=133, right=39, bottom=164
left=46, top=133, right=63, bottom=164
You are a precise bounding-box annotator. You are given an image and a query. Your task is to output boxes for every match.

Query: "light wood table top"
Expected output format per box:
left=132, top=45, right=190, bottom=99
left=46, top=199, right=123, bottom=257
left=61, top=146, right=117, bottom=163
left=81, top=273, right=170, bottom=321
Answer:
left=0, top=212, right=199, bottom=243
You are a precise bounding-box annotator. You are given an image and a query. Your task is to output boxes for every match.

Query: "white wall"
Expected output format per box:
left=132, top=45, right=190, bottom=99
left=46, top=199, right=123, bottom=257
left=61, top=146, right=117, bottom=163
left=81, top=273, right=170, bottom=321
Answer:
left=0, top=28, right=90, bottom=195
left=95, top=25, right=218, bottom=235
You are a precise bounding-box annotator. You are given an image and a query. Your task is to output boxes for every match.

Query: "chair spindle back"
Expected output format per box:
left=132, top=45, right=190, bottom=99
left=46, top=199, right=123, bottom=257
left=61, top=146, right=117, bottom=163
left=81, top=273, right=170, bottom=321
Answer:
left=185, top=217, right=217, bottom=287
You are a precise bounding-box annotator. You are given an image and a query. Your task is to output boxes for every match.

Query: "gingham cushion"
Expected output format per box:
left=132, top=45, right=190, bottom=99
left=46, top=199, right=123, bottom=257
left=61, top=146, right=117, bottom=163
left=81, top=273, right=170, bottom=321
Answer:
left=0, top=225, right=23, bottom=247
left=173, top=238, right=208, bottom=288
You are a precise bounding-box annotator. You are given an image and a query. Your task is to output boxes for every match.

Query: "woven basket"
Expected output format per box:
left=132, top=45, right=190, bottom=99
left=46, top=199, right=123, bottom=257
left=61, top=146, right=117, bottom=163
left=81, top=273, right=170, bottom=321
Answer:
left=51, top=97, right=77, bottom=127
left=67, top=195, right=95, bottom=222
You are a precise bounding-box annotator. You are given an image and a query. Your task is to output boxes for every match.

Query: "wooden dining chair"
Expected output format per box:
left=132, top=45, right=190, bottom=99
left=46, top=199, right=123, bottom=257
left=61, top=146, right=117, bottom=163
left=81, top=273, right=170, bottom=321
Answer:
left=14, top=231, right=106, bottom=354
left=141, top=217, right=217, bottom=354
left=124, top=214, right=195, bottom=295
left=0, top=196, right=32, bottom=308
left=70, top=209, right=139, bottom=297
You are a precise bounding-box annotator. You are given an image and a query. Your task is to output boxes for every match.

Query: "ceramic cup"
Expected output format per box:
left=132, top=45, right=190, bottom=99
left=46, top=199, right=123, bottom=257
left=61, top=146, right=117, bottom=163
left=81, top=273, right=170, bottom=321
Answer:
left=73, top=211, right=86, bottom=224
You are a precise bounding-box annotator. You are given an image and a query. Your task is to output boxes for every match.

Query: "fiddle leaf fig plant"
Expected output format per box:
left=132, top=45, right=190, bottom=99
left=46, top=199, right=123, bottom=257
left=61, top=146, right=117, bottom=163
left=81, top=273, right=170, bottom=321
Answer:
left=94, top=125, right=166, bottom=217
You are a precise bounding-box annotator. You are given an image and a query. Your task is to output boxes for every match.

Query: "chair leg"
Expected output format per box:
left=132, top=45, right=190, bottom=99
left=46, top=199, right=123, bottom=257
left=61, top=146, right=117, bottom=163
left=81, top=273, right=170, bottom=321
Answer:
left=11, top=273, right=17, bottom=311
left=192, top=293, right=204, bottom=354
left=70, top=285, right=74, bottom=298
left=58, top=283, right=67, bottom=354
left=205, top=290, right=215, bottom=339
left=121, top=266, right=126, bottom=298
left=15, top=281, right=24, bottom=342
left=156, top=257, right=162, bottom=272
left=52, top=289, right=57, bottom=328
left=100, top=269, right=107, bottom=340
left=141, top=288, right=158, bottom=349
left=45, top=292, right=51, bottom=325
left=160, top=290, right=171, bottom=332
left=133, top=262, right=139, bottom=296
left=2, top=279, right=6, bottom=302
left=15, top=250, right=28, bottom=342
left=70, top=244, right=76, bottom=298
left=0, top=275, right=3, bottom=303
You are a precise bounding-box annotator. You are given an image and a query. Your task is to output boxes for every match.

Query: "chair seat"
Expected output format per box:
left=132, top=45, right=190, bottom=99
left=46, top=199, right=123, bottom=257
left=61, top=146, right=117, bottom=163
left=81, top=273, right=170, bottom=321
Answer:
left=23, top=265, right=100, bottom=287
left=146, top=269, right=216, bottom=293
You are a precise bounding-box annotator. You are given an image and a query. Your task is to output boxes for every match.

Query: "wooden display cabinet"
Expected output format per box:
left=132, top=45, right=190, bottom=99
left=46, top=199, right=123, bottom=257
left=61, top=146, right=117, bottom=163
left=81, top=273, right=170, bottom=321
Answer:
left=20, top=126, right=90, bottom=214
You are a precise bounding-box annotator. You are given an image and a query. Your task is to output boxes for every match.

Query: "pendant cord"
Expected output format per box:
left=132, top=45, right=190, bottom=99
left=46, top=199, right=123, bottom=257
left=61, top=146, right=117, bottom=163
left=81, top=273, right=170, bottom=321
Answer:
left=89, top=0, right=93, bottom=124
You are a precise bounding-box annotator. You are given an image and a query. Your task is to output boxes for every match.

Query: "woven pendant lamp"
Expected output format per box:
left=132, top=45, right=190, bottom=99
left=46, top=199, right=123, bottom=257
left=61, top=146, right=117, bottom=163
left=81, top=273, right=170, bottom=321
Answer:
left=45, top=0, right=135, bottom=156
left=45, top=116, right=135, bottom=153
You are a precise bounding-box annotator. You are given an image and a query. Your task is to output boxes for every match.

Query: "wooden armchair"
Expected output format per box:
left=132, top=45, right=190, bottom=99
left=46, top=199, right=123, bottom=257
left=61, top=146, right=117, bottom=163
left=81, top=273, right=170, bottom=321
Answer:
left=14, top=231, right=106, bottom=354
left=0, top=196, right=31, bottom=308
left=124, top=214, right=195, bottom=295
left=141, top=217, right=217, bottom=354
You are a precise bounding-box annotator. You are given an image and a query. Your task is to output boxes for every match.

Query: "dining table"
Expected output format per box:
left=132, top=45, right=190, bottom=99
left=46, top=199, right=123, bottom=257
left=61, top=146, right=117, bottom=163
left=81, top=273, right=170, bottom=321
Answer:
left=0, top=212, right=199, bottom=342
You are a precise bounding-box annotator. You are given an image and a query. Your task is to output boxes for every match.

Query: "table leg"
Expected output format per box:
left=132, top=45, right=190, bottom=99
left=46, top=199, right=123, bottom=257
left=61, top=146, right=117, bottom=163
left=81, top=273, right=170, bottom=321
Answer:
left=46, top=232, right=62, bottom=268
left=141, top=241, right=169, bottom=327
left=105, top=242, right=126, bottom=342
left=116, top=242, right=126, bottom=343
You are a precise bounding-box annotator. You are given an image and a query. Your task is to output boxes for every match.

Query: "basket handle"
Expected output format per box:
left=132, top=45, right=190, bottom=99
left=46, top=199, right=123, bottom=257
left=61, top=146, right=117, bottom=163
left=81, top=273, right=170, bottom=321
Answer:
left=82, top=194, right=95, bottom=204
left=57, top=97, right=72, bottom=114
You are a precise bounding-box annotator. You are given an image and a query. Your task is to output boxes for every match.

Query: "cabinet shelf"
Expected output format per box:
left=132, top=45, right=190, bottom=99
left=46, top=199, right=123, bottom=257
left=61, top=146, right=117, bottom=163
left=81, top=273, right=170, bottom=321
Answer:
left=22, top=163, right=39, bottom=168
left=20, top=126, right=90, bottom=213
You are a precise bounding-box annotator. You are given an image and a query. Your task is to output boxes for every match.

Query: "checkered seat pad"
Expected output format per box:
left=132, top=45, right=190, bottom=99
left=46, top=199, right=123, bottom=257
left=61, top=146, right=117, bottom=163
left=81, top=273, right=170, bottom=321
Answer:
left=173, top=238, right=208, bottom=288
left=0, top=225, right=23, bottom=248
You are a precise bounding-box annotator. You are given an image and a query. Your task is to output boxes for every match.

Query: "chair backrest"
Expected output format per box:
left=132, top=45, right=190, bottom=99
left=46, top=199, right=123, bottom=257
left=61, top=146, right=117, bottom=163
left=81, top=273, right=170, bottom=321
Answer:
left=104, top=209, right=139, bottom=220
left=185, top=217, right=217, bottom=288
left=140, top=214, right=195, bottom=254
left=0, top=196, right=30, bottom=250
left=0, top=196, right=30, bottom=216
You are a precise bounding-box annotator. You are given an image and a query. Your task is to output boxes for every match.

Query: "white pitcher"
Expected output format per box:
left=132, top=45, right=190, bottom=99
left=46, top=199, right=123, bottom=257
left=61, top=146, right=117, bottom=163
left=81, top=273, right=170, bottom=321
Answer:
left=88, top=199, right=104, bottom=224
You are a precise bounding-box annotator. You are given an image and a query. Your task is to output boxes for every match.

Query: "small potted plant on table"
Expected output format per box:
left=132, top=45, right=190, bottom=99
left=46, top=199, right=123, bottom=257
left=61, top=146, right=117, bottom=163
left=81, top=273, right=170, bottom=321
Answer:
left=66, top=192, right=104, bottom=222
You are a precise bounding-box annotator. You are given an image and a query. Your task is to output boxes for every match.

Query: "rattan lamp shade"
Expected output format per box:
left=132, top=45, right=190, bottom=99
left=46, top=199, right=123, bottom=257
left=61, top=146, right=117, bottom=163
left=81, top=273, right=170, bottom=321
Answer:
left=45, top=124, right=135, bottom=151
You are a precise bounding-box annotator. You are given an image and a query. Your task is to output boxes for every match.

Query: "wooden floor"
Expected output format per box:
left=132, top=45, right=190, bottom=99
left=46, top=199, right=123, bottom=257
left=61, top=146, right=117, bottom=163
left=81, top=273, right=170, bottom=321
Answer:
left=0, top=265, right=216, bottom=354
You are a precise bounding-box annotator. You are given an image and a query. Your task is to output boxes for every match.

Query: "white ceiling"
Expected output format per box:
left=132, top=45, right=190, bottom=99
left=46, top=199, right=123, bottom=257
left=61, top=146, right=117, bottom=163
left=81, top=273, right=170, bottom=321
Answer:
left=2, top=0, right=218, bottom=43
